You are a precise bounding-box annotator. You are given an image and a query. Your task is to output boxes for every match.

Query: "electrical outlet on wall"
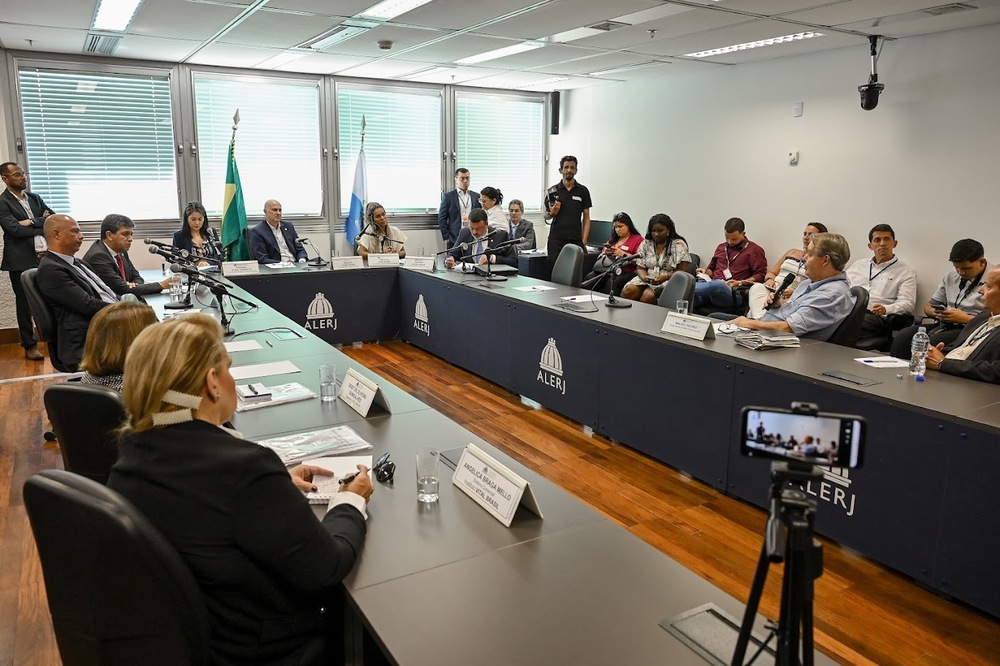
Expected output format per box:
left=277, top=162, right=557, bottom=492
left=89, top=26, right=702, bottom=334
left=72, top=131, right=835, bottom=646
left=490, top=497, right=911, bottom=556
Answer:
left=788, top=150, right=799, bottom=166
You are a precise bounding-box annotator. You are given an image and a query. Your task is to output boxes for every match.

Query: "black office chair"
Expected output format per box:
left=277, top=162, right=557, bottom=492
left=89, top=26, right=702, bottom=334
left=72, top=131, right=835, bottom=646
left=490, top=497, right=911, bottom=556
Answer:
left=23, top=469, right=210, bottom=666
left=855, top=313, right=915, bottom=352
left=551, top=244, right=584, bottom=287
left=827, top=286, right=870, bottom=348
left=44, top=383, right=126, bottom=485
left=686, top=253, right=700, bottom=277
left=657, top=271, right=696, bottom=309
left=20, top=268, right=73, bottom=372
left=241, top=225, right=254, bottom=258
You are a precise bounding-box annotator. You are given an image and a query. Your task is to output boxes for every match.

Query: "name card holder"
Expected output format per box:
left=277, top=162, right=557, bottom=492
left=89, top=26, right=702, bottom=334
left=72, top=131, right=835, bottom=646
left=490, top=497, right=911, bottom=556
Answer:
left=406, top=256, right=436, bottom=271
left=452, top=444, right=543, bottom=527
left=337, top=367, right=392, bottom=417
left=661, top=312, right=716, bottom=340
left=367, top=254, right=399, bottom=268
left=222, top=260, right=260, bottom=277
left=330, top=256, right=365, bottom=270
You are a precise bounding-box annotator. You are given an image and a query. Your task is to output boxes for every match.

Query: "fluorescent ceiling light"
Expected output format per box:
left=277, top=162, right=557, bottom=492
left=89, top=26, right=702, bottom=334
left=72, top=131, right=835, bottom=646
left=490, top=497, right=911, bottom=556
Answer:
left=550, top=27, right=603, bottom=44
left=303, top=25, right=372, bottom=50
left=92, top=0, right=144, bottom=32
left=518, top=76, right=569, bottom=88
left=403, top=66, right=454, bottom=79
left=258, top=50, right=311, bottom=69
left=588, top=61, right=667, bottom=76
left=455, top=41, right=544, bottom=66
left=359, top=0, right=433, bottom=21
left=685, top=31, right=823, bottom=58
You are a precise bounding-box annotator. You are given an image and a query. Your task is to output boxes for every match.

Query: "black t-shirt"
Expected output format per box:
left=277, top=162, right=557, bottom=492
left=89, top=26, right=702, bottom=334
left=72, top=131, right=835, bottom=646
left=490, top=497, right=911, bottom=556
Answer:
left=545, top=181, right=592, bottom=242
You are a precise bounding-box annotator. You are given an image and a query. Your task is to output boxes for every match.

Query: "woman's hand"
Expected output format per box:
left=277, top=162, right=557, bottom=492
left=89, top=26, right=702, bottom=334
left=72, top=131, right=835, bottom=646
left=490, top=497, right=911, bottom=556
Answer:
left=289, top=465, right=333, bottom=492
left=341, top=465, right=374, bottom=502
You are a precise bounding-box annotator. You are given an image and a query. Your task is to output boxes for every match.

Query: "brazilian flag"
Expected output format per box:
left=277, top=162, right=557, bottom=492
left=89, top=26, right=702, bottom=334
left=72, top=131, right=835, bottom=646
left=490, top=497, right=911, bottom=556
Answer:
left=221, top=138, right=249, bottom=261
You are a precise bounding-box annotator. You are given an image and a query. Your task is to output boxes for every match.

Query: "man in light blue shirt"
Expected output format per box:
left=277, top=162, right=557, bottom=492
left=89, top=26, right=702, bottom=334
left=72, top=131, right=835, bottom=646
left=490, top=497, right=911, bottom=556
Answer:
left=729, top=233, right=855, bottom=342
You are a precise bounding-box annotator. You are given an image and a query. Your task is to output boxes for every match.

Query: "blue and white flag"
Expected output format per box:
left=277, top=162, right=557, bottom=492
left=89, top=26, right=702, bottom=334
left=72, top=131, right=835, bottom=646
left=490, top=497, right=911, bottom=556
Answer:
left=345, top=148, right=367, bottom=248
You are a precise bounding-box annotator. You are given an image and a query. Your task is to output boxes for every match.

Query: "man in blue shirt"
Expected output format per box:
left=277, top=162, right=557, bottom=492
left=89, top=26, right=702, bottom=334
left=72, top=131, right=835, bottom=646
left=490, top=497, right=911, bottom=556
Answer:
left=729, top=233, right=855, bottom=341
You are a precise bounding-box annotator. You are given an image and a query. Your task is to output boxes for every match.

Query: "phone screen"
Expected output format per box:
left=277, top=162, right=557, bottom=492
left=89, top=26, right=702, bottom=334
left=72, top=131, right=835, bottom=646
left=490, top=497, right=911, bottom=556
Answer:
left=741, top=406, right=865, bottom=468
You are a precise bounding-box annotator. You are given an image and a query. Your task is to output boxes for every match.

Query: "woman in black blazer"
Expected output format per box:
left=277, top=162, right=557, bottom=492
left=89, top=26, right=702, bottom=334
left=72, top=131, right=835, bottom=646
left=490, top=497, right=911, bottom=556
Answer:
left=172, top=201, right=222, bottom=266
left=109, top=314, right=373, bottom=665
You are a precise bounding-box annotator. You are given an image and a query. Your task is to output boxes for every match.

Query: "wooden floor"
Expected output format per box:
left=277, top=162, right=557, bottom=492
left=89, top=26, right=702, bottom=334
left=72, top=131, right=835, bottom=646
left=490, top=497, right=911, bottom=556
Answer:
left=1, top=340, right=998, bottom=665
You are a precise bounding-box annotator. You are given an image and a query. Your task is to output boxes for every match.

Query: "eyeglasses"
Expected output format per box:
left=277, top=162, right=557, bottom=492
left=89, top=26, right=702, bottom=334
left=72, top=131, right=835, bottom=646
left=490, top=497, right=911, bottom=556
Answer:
left=373, top=452, right=395, bottom=483
left=4, top=171, right=27, bottom=178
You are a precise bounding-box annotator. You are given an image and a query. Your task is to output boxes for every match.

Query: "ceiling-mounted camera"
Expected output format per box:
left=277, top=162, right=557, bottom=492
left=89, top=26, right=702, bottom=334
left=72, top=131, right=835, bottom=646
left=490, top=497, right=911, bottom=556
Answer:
left=858, top=35, right=885, bottom=111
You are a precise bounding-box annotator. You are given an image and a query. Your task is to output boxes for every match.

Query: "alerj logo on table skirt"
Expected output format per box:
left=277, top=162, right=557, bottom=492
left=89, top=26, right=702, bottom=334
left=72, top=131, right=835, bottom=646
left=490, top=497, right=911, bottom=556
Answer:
left=305, top=292, right=337, bottom=330
left=537, top=337, right=566, bottom=395
left=413, top=294, right=430, bottom=335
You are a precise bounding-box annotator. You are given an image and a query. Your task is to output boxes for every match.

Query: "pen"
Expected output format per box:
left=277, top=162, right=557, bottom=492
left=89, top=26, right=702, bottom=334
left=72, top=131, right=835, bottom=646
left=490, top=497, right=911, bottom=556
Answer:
left=339, top=471, right=359, bottom=485
left=247, top=384, right=258, bottom=395
left=265, top=339, right=273, bottom=347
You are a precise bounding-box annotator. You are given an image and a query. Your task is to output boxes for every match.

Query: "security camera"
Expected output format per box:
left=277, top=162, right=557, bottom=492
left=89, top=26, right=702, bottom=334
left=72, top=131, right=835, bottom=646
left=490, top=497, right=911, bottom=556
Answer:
left=859, top=35, right=885, bottom=111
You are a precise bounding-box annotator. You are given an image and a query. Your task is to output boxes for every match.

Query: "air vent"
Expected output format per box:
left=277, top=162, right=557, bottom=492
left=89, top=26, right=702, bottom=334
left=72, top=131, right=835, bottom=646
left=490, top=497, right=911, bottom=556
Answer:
left=923, top=3, right=978, bottom=16
left=84, top=31, right=123, bottom=56
left=587, top=20, right=630, bottom=31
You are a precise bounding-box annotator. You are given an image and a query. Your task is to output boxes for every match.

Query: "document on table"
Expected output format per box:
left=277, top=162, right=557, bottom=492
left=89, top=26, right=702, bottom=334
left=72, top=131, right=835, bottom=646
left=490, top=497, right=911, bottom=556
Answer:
left=231, top=360, right=300, bottom=380
left=224, top=340, right=263, bottom=353
left=560, top=294, right=607, bottom=303
left=854, top=356, right=910, bottom=368
left=513, top=285, right=557, bottom=292
left=301, top=455, right=374, bottom=503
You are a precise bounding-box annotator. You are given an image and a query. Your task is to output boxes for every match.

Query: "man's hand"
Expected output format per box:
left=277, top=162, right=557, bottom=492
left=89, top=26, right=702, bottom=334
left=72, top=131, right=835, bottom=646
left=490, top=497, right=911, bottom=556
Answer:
left=445, top=256, right=456, bottom=269
left=17, top=218, right=32, bottom=227
left=289, top=464, right=333, bottom=492
left=926, top=342, right=947, bottom=370
left=871, top=304, right=887, bottom=316
left=730, top=316, right=756, bottom=330
left=477, top=254, right=489, bottom=266
left=937, top=307, right=972, bottom=324
left=42, top=209, right=53, bottom=219
left=548, top=201, right=561, bottom=217
left=725, top=279, right=741, bottom=288
left=158, top=278, right=172, bottom=289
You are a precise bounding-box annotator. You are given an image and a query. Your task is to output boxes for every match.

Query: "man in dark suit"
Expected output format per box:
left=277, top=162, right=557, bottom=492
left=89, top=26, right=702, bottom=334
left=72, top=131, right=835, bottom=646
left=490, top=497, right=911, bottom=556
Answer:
left=0, top=161, right=53, bottom=360
left=249, top=199, right=308, bottom=264
left=83, top=213, right=170, bottom=298
left=36, top=214, right=117, bottom=370
left=508, top=199, right=536, bottom=250
left=438, top=168, right=480, bottom=248
left=927, top=265, right=1000, bottom=384
left=445, top=209, right=516, bottom=268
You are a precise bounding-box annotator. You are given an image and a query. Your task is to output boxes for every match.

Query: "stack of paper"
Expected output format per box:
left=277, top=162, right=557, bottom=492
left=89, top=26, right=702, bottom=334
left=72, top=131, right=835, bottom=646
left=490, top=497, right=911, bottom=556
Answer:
left=734, top=330, right=800, bottom=350
left=236, top=382, right=272, bottom=404
left=257, top=425, right=374, bottom=465
left=235, top=382, right=315, bottom=412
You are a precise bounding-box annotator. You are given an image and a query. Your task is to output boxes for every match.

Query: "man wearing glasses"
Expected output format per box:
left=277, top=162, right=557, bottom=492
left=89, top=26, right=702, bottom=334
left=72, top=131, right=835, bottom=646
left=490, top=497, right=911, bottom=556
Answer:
left=0, top=162, right=54, bottom=360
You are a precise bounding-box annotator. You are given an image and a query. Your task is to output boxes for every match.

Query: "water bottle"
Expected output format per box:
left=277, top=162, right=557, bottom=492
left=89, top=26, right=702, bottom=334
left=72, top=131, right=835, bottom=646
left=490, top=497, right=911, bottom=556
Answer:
left=909, top=326, right=930, bottom=378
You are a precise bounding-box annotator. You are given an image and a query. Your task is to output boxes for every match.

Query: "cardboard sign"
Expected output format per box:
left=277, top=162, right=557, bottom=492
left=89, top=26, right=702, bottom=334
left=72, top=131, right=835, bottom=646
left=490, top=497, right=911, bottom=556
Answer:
left=406, top=256, right=436, bottom=271
left=330, top=256, right=365, bottom=270
left=367, top=253, right=400, bottom=268
left=337, top=367, right=391, bottom=417
left=452, top=444, right=542, bottom=527
left=661, top=312, right=716, bottom=341
left=222, top=260, right=260, bottom=276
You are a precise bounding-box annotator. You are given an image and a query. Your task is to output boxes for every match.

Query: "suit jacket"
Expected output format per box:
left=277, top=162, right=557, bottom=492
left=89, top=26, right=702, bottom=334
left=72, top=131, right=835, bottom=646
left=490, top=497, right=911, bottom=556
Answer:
left=448, top=228, right=517, bottom=267
left=437, top=189, right=481, bottom=243
left=0, top=189, right=51, bottom=271
left=939, top=310, right=1000, bottom=384
left=249, top=221, right=307, bottom=264
left=82, top=239, right=162, bottom=297
left=109, top=420, right=367, bottom=666
left=509, top=219, right=536, bottom=250
left=172, top=226, right=222, bottom=262
left=36, top=251, right=112, bottom=368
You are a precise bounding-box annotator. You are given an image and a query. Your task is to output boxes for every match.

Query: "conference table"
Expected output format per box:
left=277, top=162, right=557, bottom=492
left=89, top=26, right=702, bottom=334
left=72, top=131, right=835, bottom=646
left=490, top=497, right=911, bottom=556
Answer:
left=171, top=272, right=831, bottom=665
left=226, top=260, right=1000, bottom=624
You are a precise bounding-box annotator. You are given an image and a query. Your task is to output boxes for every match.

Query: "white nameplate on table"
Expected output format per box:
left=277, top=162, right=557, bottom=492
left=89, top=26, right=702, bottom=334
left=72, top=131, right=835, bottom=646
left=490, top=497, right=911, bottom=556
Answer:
left=452, top=444, right=543, bottom=527
left=661, top=312, right=716, bottom=340
left=222, top=260, right=260, bottom=277
left=231, top=360, right=300, bottom=381
left=367, top=253, right=399, bottom=268
left=330, top=256, right=365, bottom=270
left=224, top=340, right=263, bottom=353
left=338, top=367, right=392, bottom=417
left=406, top=256, right=435, bottom=271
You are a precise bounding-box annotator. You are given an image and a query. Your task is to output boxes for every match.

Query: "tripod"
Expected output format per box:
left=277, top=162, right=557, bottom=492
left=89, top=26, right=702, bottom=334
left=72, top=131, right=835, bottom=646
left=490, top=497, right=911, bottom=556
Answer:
left=732, top=462, right=824, bottom=666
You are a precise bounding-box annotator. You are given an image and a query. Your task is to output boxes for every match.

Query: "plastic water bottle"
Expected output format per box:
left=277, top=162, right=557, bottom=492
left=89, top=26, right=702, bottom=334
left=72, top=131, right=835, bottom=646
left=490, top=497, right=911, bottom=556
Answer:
left=909, top=326, right=930, bottom=378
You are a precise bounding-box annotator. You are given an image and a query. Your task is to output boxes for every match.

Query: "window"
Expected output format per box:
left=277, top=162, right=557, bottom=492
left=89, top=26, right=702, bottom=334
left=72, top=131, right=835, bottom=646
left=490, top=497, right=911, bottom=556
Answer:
left=18, top=67, right=176, bottom=221
left=194, top=75, right=322, bottom=218
left=337, top=84, right=442, bottom=215
left=456, top=92, right=544, bottom=211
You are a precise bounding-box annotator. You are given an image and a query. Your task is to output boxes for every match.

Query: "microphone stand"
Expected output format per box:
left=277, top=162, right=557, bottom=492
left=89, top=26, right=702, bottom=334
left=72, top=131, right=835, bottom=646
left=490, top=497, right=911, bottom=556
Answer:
left=604, top=264, right=632, bottom=309
left=187, top=273, right=257, bottom=336
left=298, top=238, right=328, bottom=267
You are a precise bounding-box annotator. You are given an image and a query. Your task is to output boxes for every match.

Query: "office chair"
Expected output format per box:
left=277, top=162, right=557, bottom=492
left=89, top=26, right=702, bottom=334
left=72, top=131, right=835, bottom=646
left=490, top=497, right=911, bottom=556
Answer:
left=242, top=226, right=254, bottom=258
left=855, top=313, right=915, bottom=352
left=23, top=469, right=210, bottom=666
left=827, top=286, right=870, bottom=348
left=686, top=253, right=700, bottom=277
left=657, top=271, right=696, bottom=309
left=550, top=244, right=584, bottom=287
left=20, top=268, right=73, bottom=372
left=44, top=383, right=126, bottom=485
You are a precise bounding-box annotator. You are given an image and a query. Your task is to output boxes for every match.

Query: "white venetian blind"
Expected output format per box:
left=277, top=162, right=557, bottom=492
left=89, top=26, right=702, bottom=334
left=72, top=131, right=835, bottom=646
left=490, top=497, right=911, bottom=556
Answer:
left=18, top=67, right=177, bottom=221
left=194, top=75, right=322, bottom=218
left=338, top=85, right=441, bottom=216
left=456, top=93, right=544, bottom=212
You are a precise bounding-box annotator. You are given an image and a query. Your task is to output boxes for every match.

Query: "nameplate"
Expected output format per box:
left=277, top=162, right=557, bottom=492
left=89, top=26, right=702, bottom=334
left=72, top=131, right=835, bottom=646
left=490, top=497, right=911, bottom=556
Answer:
left=222, top=260, right=260, bottom=277
left=367, top=253, right=399, bottom=268
left=330, top=256, right=365, bottom=270
left=337, top=367, right=391, bottom=417
left=661, top=312, right=715, bottom=340
left=406, top=256, right=435, bottom=271
left=452, top=444, right=543, bottom=527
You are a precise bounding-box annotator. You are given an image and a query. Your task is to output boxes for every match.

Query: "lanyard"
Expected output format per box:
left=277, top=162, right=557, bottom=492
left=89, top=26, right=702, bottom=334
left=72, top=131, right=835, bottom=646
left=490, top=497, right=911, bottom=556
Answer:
left=963, top=321, right=997, bottom=347
left=724, top=242, right=746, bottom=268
left=868, top=258, right=898, bottom=284
left=952, top=274, right=981, bottom=309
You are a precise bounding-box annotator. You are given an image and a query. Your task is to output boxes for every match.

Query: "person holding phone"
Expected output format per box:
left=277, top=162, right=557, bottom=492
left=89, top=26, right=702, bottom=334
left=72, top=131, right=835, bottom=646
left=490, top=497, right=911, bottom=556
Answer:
left=620, top=214, right=691, bottom=304
left=543, top=155, right=591, bottom=268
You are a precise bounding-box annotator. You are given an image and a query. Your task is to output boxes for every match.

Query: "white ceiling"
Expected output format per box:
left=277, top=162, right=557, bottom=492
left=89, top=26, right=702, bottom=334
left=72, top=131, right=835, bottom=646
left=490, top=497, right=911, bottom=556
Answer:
left=2, top=0, right=1000, bottom=90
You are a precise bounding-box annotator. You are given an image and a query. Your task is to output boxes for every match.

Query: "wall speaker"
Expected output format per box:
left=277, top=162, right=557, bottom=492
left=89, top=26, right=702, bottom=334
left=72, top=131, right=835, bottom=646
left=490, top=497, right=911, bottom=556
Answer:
left=549, top=91, right=560, bottom=135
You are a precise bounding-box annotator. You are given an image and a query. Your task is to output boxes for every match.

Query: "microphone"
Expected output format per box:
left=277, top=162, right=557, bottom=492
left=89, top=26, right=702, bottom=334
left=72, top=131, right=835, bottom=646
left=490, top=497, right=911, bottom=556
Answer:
left=354, top=222, right=370, bottom=244
left=170, top=262, right=226, bottom=287
left=143, top=238, right=174, bottom=248
left=148, top=245, right=190, bottom=262
left=766, top=272, right=796, bottom=310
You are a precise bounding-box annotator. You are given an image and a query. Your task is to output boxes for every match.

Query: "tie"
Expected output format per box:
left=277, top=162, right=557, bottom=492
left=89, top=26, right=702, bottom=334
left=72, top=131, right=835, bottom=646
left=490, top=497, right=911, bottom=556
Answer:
left=475, top=238, right=484, bottom=261
left=73, top=259, right=117, bottom=303
left=115, top=253, right=127, bottom=280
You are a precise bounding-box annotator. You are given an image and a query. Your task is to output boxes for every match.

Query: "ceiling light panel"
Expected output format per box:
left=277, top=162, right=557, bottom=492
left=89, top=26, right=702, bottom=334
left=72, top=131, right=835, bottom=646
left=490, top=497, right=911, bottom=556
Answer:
left=685, top=30, right=824, bottom=58
left=479, top=0, right=660, bottom=39
left=92, top=0, right=144, bottom=32
left=454, top=40, right=544, bottom=65
left=358, top=0, right=434, bottom=21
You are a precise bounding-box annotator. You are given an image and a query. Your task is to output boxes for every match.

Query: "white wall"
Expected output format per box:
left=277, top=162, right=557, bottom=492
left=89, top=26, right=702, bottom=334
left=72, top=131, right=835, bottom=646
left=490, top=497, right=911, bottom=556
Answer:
left=556, top=22, right=1000, bottom=306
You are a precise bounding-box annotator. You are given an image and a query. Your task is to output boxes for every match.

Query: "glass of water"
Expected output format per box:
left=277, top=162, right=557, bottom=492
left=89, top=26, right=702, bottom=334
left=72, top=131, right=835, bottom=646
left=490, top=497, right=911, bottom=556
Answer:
left=676, top=299, right=689, bottom=315
left=318, top=364, right=337, bottom=402
left=415, top=447, right=440, bottom=503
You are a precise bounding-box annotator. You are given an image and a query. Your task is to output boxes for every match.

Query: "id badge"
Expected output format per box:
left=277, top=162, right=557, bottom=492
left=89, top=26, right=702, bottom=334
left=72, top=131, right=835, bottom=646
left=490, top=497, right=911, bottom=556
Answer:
left=723, top=268, right=733, bottom=280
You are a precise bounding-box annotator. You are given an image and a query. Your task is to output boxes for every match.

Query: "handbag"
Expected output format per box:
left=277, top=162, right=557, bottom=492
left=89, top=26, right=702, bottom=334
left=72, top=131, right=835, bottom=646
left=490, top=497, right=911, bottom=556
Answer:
left=592, top=253, right=615, bottom=273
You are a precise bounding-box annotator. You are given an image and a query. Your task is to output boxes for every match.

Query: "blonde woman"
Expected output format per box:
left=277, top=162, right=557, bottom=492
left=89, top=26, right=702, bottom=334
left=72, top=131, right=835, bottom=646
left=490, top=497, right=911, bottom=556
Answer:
left=78, top=300, right=158, bottom=392
left=109, top=313, right=373, bottom=665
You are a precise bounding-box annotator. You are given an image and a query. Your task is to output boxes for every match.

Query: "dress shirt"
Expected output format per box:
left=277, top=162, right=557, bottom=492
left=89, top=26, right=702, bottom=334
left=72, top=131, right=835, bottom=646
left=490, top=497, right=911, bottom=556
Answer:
left=485, top=205, right=508, bottom=233
left=846, top=255, right=917, bottom=316
left=945, top=313, right=1000, bottom=361
left=705, top=239, right=767, bottom=282
left=267, top=222, right=295, bottom=263
left=457, top=190, right=472, bottom=228
left=929, top=264, right=991, bottom=314
left=50, top=249, right=118, bottom=304
left=760, top=273, right=854, bottom=341
left=8, top=188, right=47, bottom=252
